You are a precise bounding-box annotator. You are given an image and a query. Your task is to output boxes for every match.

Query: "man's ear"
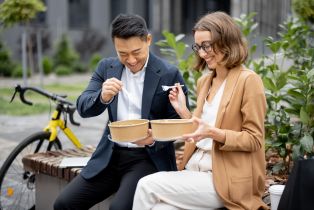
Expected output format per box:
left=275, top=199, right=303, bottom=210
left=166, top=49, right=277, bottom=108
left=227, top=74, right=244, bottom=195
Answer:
left=147, top=34, right=152, bottom=46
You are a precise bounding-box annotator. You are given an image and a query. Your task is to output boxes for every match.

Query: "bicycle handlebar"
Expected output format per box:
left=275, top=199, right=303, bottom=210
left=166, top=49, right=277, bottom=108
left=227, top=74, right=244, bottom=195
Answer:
left=10, top=84, right=80, bottom=126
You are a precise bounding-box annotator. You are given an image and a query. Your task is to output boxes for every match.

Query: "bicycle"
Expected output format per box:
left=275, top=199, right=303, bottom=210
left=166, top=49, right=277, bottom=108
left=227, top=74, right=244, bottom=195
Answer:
left=0, top=84, right=83, bottom=210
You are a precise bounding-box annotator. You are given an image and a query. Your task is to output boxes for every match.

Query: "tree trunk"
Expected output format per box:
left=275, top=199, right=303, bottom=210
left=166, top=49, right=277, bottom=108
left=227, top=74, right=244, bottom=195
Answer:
left=26, top=20, right=34, bottom=82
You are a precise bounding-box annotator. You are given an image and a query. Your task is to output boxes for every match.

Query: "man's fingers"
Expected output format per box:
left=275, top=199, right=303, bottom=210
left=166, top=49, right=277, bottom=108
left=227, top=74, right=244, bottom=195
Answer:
left=103, top=85, right=120, bottom=94
left=103, top=81, right=122, bottom=91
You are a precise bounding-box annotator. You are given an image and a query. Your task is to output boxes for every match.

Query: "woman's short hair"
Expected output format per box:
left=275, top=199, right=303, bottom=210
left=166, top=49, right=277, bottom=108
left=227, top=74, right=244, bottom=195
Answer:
left=110, top=14, right=148, bottom=43
left=192, top=12, right=248, bottom=72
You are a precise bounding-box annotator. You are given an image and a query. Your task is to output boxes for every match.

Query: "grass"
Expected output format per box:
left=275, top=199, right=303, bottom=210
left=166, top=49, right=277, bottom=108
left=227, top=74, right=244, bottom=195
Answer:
left=0, top=83, right=87, bottom=116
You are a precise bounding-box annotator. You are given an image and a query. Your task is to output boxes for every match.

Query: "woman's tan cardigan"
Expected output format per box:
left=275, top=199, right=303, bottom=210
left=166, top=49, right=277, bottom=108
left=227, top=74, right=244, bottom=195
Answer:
left=179, top=65, right=269, bottom=210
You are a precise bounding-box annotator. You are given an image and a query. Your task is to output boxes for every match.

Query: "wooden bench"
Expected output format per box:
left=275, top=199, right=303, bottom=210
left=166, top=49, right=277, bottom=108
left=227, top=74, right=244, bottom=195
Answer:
left=22, top=145, right=114, bottom=210
left=22, top=145, right=186, bottom=210
left=22, top=146, right=268, bottom=210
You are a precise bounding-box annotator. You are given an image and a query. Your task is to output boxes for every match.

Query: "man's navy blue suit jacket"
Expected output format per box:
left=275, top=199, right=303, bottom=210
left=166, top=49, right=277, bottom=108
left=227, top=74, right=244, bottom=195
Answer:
left=76, top=51, right=189, bottom=180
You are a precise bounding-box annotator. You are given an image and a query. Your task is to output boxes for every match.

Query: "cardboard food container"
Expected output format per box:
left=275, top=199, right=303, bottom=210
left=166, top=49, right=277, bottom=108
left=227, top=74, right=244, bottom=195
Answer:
left=108, top=119, right=149, bottom=142
left=150, top=119, right=193, bottom=140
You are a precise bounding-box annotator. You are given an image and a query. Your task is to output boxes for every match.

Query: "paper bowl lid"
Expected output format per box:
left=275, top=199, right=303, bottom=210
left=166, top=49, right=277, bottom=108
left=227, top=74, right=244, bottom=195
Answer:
left=269, top=185, right=285, bottom=195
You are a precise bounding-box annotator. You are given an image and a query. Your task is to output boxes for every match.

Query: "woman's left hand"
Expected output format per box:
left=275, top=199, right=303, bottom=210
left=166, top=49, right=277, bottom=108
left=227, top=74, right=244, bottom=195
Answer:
left=181, top=117, right=213, bottom=143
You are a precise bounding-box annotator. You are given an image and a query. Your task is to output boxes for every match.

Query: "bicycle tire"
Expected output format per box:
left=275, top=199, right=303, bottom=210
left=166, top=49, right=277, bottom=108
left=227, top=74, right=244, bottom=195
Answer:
left=0, top=131, right=62, bottom=210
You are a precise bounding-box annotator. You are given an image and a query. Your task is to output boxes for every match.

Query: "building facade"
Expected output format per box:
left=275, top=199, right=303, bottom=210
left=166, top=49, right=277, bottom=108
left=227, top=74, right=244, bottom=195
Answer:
left=0, top=0, right=291, bottom=63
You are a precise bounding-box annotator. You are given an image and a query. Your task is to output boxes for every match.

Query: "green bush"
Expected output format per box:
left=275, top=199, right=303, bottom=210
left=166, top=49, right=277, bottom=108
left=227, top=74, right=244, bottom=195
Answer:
left=90, top=53, right=103, bottom=71
left=0, top=32, right=15, bottom=77
left=292, top=0, right=314, bottom=23
left=72, top=62, right=88, bottom=73
left=42, top=56, right=53, bottom=75
left=0, top=62, right=15, bottom=77
left=54, top=65, right=72, bottom=76
left=53, top=33, right=79, bottom=67
left=11, top=66, right=30, bottom=78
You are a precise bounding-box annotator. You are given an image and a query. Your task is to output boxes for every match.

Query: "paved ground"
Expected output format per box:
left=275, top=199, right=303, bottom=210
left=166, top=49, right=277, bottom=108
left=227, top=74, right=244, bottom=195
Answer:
left=0, top=72, right=108, bottom=167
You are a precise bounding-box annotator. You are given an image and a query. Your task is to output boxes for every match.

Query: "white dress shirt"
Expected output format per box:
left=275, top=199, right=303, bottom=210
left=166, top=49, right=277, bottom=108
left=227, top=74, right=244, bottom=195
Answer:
left=114, top=55, right=149, bottom=148
left=196, top=77, right=227, bottom=150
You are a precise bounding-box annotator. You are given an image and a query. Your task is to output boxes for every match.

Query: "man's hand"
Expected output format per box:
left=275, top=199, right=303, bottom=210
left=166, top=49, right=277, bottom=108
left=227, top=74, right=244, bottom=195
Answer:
left=101, top=78, right=123, bottom=102
left=131, top=129, right=155, bottom=146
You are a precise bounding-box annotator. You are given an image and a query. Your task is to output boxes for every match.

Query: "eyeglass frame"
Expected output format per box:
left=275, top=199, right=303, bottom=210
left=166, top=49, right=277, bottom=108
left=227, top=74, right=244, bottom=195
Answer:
left=191, top=41, right=213, bottom=54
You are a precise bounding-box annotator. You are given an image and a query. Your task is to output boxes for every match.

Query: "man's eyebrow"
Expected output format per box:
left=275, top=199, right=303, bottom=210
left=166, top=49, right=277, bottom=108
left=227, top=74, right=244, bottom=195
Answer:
left=118, top=48, right=141, bottom=54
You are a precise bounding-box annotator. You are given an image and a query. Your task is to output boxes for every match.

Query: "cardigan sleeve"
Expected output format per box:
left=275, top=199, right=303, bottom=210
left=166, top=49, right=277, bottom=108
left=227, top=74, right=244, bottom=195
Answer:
left=220, top=73, right=266, bottom=152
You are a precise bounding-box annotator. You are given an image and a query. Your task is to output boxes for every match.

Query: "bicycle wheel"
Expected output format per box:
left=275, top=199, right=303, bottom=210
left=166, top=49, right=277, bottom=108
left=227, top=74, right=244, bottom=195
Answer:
left=0, top=131, right=62, bottom=210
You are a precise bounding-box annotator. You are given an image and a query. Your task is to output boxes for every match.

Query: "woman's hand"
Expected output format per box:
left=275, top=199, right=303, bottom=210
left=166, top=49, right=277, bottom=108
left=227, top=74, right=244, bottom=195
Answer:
left=181, top=117, right=212, bottom=143
left=169, top=83, right=192, bottom=119
left=182, top=117, right=226, bottom=144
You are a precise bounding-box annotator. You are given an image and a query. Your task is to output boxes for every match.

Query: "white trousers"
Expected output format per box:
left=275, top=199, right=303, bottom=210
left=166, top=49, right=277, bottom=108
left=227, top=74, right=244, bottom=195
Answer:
left=133, top=149, right=224, bottom=210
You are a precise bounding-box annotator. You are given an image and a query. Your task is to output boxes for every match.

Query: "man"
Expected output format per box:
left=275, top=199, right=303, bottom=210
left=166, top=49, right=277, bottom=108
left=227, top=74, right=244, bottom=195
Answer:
left=54, top=14, right=189, bottom=210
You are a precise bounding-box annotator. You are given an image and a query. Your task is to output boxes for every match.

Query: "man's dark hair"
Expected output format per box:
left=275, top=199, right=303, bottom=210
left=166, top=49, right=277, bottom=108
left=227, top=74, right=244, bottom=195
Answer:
left=110, top=14, right=148, bottom=42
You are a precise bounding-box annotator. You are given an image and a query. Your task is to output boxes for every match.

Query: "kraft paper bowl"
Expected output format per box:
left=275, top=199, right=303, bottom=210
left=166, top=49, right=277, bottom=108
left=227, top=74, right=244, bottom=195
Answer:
left=108, top=119, right=149, bottom=142
left=150, top=119, right=193, bottom=140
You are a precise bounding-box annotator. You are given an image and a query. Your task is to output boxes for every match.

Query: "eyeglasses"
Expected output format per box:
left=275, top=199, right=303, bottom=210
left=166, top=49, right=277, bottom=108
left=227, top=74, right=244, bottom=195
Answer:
left=191, top=41, right=213, bottom=54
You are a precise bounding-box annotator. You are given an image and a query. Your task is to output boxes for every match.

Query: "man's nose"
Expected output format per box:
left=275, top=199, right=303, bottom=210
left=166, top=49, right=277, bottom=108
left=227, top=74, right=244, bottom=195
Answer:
left=127, top=56, right=137, bottom=64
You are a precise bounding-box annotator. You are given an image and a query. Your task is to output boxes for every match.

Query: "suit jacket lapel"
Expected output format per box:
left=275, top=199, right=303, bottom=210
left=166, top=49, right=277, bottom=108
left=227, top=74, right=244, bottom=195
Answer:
left=142, top=52, right=161, bottom=119
left=107, top=58, right=124, bottom=122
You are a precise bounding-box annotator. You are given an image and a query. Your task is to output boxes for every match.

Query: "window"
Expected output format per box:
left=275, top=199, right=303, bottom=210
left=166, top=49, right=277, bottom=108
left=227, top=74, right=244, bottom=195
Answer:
left=30, top=0, right=46, bottom=26
left=69, top=0, right=89, bottom=29
left=111, top=0, right=127, bottom=22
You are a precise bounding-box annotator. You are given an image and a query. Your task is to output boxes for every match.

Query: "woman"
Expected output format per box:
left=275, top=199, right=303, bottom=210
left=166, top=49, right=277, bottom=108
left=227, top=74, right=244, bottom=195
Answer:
left=133, top=12, right=269, bottom=210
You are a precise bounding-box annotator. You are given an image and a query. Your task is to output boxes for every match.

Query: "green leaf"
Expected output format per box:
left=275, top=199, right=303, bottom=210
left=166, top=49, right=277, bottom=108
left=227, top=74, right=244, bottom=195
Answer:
left=183, top=71, right=189, bottom=81
left=278, top=133, right=289, bottom=143
left=166, top=33, right=176, bottom=49
left=308, top=88, right=314, bottom=97
left=271, top=101, right=281, bottom=111
left=286, top=75, right=304, bottom=83
left=288, top=90, right=306, bottom=100
left=300, top=133, right=313, bottom=153
left=291, top=103, right=302, bottom=110
left=265, top=124, right=278, bottom=131
left=247, top=12, right=257, bottom=20
left=300, top=107, right=311, bottom=125
left=305, top=104, right=314, bottom=117
left=176, top=42, right=186, bottom=60
left=273, top=95, right=283, bottom=103
left=242, top=28, right=250, bottom=37
left=279, top=124, right=290, bottom=133
left=250, top=44, right=257, bottom=55
left=194, top=72, right=202, bottom=86
left=278, top=147, right=286, bottom=157
left=300, top=75, right=308, bottom=82
left=292, top=144, right=301, bottom=161
left=307, top=69, right=314, bottom=79
left=160, top=51, right=174, bottom=57
left=263, top=77, right=276, bottom=92
left=272, top=142, right=283, bottom=147
left=180, top=60, right=187, bottom=71
left=272, top=162, right=286, bottom=173
left=249, top=23, right=258, bottom=33
left=175, top=34, right=185, bottom=42
left=155, top=42, right=169, bottom=47
left=269, top=41, right=281, bottom=53
left=162, top=30, right=169, bottom=38
left=286, top=142, right=293, bottom=146
left=240, top=13, right=246, bottom=20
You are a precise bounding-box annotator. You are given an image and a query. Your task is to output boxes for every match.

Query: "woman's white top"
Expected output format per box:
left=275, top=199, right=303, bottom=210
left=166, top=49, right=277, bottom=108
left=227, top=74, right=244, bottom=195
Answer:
left=196, top=77, right=227, bottom=150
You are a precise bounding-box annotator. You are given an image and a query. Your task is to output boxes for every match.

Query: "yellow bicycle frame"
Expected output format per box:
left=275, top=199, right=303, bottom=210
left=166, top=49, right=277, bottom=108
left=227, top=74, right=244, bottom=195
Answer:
left=43, top=110, right=83, bottom=148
